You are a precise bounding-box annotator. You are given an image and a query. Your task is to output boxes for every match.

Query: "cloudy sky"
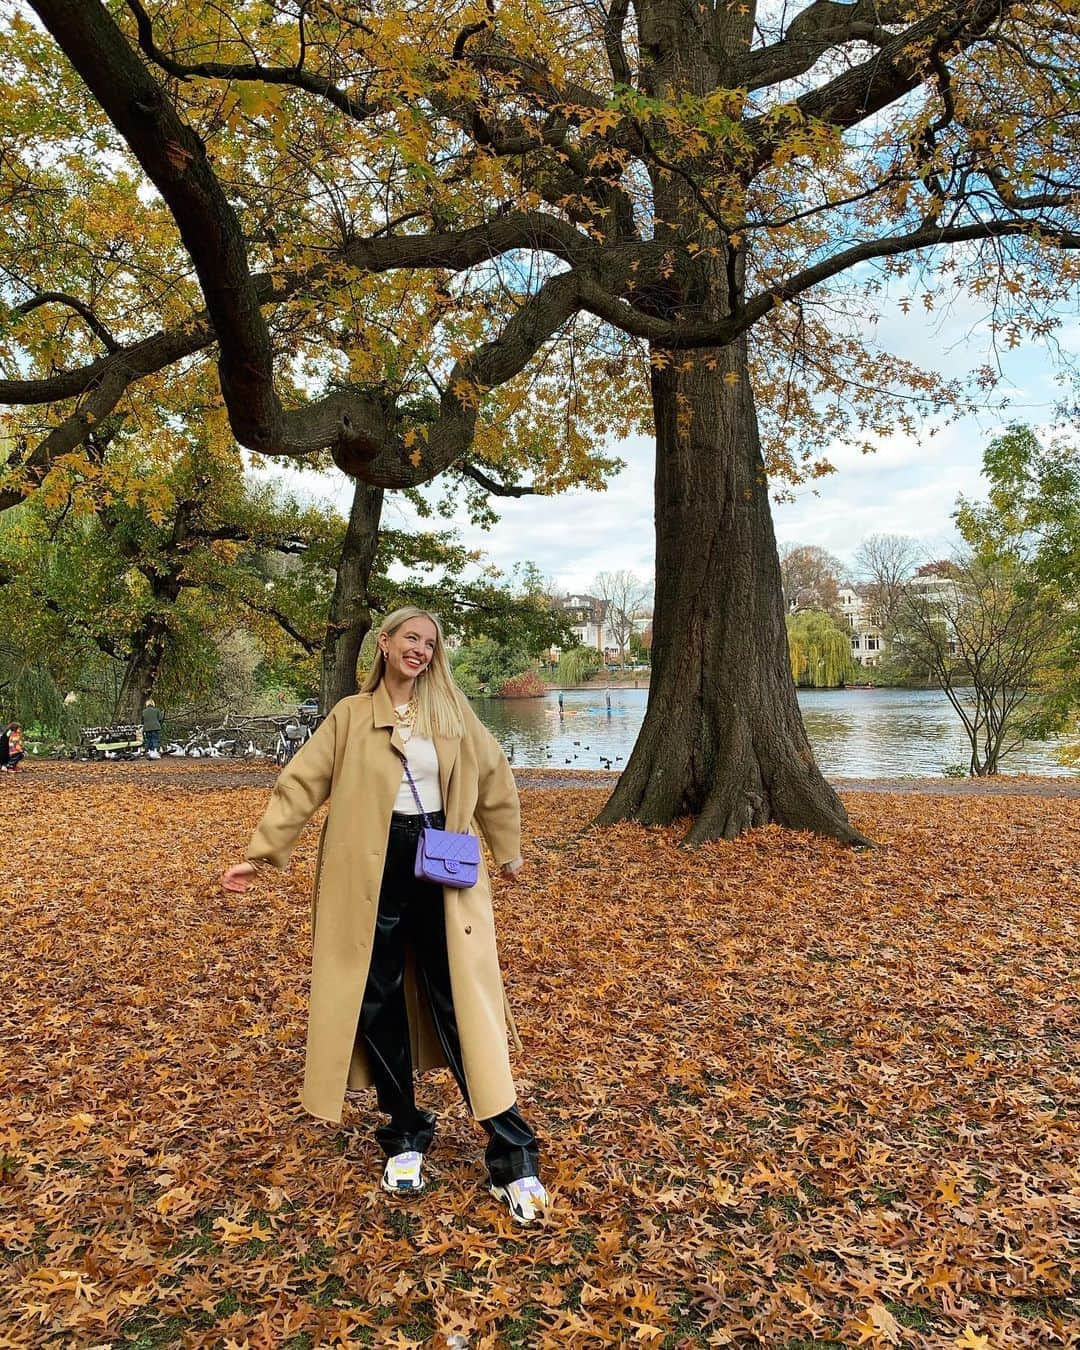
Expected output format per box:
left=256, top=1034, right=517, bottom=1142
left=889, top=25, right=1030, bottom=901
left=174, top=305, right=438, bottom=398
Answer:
left=265, top=297, right=1075, bottom=594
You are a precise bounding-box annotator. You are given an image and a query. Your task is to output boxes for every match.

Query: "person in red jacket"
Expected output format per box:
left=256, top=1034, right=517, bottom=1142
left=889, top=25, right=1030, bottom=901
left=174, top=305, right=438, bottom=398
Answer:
left=2, top=723, right=24, bottom=771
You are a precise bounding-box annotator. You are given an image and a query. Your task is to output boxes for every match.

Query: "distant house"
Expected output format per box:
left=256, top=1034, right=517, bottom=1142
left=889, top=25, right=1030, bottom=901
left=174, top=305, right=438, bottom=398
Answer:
left=556, top=593, right=607, bottom=651
left=837, top=583, right=884, bottom=669
left=835, top=570, right=962, bottom=667
left=906, top=569, right=961, bottom=656
left=552, top=593, right=652, bottom=662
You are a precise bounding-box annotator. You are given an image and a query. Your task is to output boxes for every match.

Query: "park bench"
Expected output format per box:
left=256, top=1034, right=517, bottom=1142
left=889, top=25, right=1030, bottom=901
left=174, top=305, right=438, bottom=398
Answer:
left=78, top=723, right=143, bottom=758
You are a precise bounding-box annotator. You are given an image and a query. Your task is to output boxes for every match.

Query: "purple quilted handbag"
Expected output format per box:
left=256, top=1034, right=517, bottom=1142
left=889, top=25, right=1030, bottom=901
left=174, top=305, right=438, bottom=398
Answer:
left=414, top=826, right=480, bottom=888
left=402, top=760, right=480, bottom=889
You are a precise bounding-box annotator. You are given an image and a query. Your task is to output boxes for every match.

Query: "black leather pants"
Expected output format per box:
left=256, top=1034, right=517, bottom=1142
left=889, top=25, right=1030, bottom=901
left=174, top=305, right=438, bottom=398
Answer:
left=356, top=811, right=540, bottom=1186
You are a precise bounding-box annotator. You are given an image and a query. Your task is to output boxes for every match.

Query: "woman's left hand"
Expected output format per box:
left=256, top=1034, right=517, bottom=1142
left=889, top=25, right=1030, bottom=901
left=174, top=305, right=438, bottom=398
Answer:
left=500, top=858, right=524, bottom=883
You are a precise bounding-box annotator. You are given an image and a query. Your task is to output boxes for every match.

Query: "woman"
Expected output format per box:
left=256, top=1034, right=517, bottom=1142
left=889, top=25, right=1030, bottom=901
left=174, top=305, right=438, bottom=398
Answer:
left=221, top=608, right=547, bottom=1223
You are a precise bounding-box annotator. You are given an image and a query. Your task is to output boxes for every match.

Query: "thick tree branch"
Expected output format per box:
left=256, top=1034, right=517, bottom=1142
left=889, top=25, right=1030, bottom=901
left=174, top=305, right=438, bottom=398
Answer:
left=740, top=0, right=907, bottom=92
left=5, top=207, right=1073, bottom=511
left=581, top=216, right=1077, bottom=348
left=0, top=212, right=595, bottom=409
left=749, top=0, right=1016, bottom=167
left=983, top=167, right=1080, bottom=213
left=0, top=316, right=215, bottom=406
left=743, top=219, right=1080, bottom=330
left=180, top=524, right=310, bottom=555
left=31, top=0, right=285, bottom=452
left=0, top=362, right=133, bottom=509
left=14, top=291, right=120, bottom=353
left=604, top=0, right=632, bottom=87
left=459, top=464, right=539, bottom=497
left=0, top=213, right=599, bottom=504
left=329, top=269, right=583, bottom=486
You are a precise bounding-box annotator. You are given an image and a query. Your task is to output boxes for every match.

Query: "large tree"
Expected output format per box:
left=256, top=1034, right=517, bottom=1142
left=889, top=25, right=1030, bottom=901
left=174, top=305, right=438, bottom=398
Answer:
left=1, top=1, right=1077, bottom=841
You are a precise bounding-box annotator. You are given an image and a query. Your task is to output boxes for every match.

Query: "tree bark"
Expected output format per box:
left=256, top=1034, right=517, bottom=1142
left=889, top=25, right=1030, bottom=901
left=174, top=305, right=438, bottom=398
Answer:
left=597, top=339, right=870, bottom=845
left=320, top=480, right=384, bottom=711
left=114, top=615, right=169, bottom=722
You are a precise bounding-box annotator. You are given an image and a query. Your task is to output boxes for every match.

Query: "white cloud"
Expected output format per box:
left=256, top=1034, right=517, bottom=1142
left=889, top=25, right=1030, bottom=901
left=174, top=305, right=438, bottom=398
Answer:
left=405, top=441, right=656, bottom=593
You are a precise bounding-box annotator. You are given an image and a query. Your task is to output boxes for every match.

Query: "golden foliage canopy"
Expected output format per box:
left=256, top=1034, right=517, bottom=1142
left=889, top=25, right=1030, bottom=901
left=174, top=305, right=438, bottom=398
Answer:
left=0, top=0, right=1076, bottom=502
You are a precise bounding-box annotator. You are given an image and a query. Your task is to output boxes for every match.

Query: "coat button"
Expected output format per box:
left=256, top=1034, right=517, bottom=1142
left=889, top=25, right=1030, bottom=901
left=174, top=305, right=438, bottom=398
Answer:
left=464, top=926, right=472, bottom=935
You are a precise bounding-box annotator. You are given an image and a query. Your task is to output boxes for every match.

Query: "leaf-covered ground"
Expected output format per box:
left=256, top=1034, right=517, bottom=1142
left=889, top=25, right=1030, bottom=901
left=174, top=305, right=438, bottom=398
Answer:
left=1, top=764, right=1077, bottom=1348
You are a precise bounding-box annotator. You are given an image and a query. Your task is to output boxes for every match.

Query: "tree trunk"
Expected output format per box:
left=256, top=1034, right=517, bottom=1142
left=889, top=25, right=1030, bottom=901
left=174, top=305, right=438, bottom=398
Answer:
left=114, top=617, right=168, bottom=722
left=597, top=340, right=870, bottom=845
left=320, top=480, right=384, bottom=711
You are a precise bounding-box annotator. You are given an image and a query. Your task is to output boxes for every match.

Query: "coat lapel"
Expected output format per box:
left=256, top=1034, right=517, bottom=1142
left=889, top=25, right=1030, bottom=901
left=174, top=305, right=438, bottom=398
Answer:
left=372, top=682, right=408, bottom=759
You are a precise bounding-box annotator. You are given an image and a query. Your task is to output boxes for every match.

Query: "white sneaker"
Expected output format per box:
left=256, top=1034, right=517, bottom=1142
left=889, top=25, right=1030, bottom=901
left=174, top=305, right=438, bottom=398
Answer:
left=381, top=1150, right=424, bottom=1193
left=489, top=1175, right=548, bottom=1223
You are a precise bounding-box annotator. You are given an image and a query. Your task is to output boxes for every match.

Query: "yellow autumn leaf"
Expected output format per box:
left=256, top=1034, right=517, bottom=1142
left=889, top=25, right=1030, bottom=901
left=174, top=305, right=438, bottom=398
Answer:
left=954, top=1330, right=990, bottom=1350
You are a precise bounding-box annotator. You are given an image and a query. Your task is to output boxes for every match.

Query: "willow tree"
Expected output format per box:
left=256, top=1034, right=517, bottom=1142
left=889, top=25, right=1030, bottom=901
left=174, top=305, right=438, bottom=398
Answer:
left=786, top=610, right=856, bottom=688
left=2, top=2, right=1077, bottom=841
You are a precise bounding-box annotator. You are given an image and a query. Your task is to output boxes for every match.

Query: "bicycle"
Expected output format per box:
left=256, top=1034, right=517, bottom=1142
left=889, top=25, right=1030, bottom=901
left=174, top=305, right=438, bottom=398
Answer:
left=274, top=721, right=311, bottom=766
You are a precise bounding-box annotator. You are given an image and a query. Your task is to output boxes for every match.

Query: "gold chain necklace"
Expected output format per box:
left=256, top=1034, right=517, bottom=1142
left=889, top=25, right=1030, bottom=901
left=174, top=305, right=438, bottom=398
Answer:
left=393, top=696, right=418, bottom=732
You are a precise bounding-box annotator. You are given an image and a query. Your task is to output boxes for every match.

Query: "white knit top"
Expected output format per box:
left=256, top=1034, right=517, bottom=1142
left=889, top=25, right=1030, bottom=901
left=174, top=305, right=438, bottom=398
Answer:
left=392, top=721, right=444, bottom=815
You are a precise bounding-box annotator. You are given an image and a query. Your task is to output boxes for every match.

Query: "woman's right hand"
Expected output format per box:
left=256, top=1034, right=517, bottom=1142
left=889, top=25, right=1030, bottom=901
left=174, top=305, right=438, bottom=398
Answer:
left=221, top=861, right=257, bottom=893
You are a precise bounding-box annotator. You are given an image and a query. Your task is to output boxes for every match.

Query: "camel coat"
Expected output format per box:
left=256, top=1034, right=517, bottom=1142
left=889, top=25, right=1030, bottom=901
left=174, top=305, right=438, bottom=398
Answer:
left=244, top=683, right=523, bottom=1124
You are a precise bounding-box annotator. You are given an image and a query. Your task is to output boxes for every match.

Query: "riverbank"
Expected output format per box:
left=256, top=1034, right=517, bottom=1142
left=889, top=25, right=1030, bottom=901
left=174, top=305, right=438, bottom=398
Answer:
left=9, top=758, right=1080, bottom=797
left=512, top=767, right=1080, bottom=797
left=2, top=770, right=1075, bottom=1345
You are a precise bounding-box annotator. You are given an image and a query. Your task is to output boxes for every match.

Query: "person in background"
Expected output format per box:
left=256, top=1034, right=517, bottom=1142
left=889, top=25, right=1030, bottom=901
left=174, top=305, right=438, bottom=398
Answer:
left=141, top=699, right=164, bottom=759
left=3, top=722, right=24, bottom=771
left=220, top=606, right=548, bottom=1223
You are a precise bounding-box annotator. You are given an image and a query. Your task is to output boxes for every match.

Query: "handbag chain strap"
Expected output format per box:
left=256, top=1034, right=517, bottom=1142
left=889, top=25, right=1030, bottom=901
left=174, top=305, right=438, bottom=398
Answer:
left=401, top=758, right=434, bottom=828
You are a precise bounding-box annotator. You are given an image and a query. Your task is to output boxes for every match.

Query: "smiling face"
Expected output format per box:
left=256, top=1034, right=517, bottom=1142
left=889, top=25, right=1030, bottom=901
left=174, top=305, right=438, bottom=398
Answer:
left=379, top=614, right=438, bottom=691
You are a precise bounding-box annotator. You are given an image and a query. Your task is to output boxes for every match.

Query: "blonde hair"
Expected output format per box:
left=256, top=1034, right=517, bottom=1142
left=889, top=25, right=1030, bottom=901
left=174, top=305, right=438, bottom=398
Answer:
left=361, top=607, right=467, bottom=739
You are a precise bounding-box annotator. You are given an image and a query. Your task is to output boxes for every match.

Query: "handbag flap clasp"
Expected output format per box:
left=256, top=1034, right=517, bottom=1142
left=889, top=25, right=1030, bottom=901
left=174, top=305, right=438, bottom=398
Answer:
left=422, top=828, right=480, bottom=866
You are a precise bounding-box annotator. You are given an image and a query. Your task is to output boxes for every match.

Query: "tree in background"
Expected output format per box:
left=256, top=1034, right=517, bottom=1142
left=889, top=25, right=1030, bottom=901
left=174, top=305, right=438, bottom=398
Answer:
left=450, top=638, right=532, bottom=698
left=894, top=555, right=1063, bottom=775
left=851, top=532, right=923, bottom=678
left=0, top=633, right=81, bottom=738
left=780, top=545, right=847, bottom=617
left=0, top=424, right=329, bottom=722
left=785, top=609, right=856, bottom=688
left=955, top=425, right=1080, bottom=591
left=888, top=424, right=1077, bottom=774
left=591, top=570, right=653, bottom=666
left=953, top=422, right=1080, bottom=755
left=556, top=646, right=604, bottom=687
left=628, top=629, right=651, bottom=666
left=3, top=3, right=1078, bottom=842
left=852, top=533, right=922, bottom=639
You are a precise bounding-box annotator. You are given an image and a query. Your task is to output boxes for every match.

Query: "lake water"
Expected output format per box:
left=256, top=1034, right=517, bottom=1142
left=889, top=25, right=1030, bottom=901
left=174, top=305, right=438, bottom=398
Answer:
left=471, top=687, right=1075, bottom=777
